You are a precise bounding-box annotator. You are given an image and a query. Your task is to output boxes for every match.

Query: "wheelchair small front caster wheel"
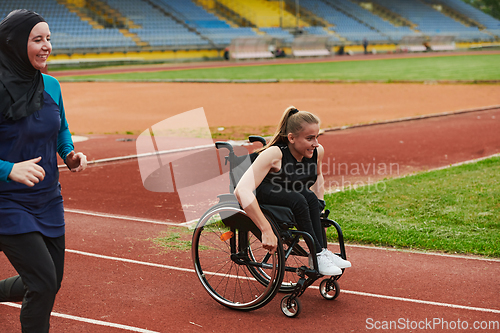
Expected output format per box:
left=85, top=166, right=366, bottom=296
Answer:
left=281, top=295, right=301, bottom=317
left=319, top=278, right=340, bottom=300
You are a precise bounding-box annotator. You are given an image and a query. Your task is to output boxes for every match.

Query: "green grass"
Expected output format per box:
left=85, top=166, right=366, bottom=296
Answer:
left=149, top=228, right=193, bottom=252
left=324, top=156, right=500, bottom=257
left=58, top=54, right=500, bottom=82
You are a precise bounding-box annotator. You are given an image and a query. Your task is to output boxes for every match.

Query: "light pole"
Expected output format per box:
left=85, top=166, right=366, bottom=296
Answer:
left=295, top=0, right=299, bottom=32
left=280, top=0, right=283, bottom=29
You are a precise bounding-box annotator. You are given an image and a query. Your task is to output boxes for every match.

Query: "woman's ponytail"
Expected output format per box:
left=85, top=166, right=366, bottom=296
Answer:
left=256, top=106, right=319, bottom=153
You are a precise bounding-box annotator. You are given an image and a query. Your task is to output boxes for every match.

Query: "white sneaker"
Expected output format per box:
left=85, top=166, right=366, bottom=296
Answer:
left=309, top=250, right=342, bottom=276
left=323, top=249, right=351, bottom=269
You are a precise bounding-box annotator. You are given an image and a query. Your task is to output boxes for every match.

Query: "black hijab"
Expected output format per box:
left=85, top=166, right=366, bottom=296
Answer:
left=0, top=9, right=46, bottom=121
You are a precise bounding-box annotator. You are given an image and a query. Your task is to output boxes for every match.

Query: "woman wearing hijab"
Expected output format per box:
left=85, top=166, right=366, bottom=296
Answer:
left=0, top=9, right=87, bottom=332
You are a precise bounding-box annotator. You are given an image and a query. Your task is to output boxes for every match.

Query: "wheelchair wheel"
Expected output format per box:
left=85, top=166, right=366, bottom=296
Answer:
left=281, top=295, right=301, bottom=318
left=247, top=225, right=309, bottom=293
left=319, top=278, right=340, bottom=300
left=192, top=204, right=285, bottom=311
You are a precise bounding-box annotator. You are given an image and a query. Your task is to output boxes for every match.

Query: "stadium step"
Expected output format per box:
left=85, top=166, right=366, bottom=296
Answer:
left=198, top=0, right=256, bottom=28
left=55, top=0, right=149, bottom=48
left=213, top=0, right=309, bottom=28
left=286, top=2, right=329, bottom=28
left=325, top=27, right=347, bottom=42
left=85, top=0, right=140, bottom=29
left=193, top=0, right=239, bottom=28
left=118, top=29, right=149, bottom=48
left=55, top=0, right=104, bottom=29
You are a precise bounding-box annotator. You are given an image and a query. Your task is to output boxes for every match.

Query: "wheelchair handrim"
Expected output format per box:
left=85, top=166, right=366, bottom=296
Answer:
left=192, top=206, right=285, bottom=310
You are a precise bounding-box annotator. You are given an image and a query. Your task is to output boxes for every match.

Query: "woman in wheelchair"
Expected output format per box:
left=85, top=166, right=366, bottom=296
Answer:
left=234, top=106, right=351, bottom=276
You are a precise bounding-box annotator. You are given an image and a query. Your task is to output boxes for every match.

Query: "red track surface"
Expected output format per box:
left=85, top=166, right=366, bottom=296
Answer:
left=1, top=109, right=499, bottom=331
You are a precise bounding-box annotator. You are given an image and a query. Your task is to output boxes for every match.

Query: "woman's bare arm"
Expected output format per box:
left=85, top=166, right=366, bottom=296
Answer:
left=311, top=144, right=325, bottom=200
left=234, top=146, right=282, bottom=253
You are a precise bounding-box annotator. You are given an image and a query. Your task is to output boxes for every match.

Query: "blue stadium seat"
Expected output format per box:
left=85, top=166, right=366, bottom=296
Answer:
left=151, top=0, right=258, bottom=46
left=0, top=0, right=136, bottom=51
left=370, top=0, right=493, bottom=41
left=102, top=0, right=209, bottom=47
left=299, top=0, right=389, bottom=43
left=427, top=0, right=500, bottom=38
left=1, top=0, right=497, bottom=52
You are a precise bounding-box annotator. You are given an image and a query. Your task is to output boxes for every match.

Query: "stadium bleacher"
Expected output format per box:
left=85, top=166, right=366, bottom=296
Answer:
left=300, top=0, right=388, bottom=43
left=425, top=0, right=500, bottom=38
left=150, top=0, right=259, bottom=47
left=0, top=0, right=498, bottom=61
left=215, top=0, right=308, bottom=28
left=329, top=0, right=417, bottom=42
left=259, top=27, right=295, bottom=44
left=102, top=0, right=209, bottom=47
left=370, top=0, right=493, bottom=41
left=0, top=0, right=136, bottom=51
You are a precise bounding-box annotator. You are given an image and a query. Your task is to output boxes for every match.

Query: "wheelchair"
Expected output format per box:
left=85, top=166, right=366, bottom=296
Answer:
left=191, top=136, right=347, bottom=317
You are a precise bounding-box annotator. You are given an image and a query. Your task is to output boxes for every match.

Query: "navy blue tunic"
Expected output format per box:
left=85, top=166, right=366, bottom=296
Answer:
left=0, top=74, right=74, bottom=237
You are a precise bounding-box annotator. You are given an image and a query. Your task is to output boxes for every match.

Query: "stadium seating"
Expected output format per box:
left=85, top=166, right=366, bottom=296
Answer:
left=215, top=0, right=308, bottom=28
left=430, top=0, right=500, bottom=38
left=1, top=0, right=498, bottom=58
left=370, top=0, right=493, bottom=41
left=101, top=0, right=208, bottom=47
left=151, top=0, right=258, bottom=46
left=325, top=0, right=416, bottom=42
left=259, top=27, right=295, bottom=43
left=299, top=0, right=388, bottom=43
left=0, top=0, right=137, bottom=51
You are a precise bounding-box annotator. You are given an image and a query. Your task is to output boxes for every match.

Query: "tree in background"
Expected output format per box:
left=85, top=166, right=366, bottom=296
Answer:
left=461, top=0, right=500, bottom=20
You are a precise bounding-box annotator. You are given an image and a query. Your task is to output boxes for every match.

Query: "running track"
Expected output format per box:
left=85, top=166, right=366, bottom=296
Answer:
left=1, top=108, right=499, bottom=332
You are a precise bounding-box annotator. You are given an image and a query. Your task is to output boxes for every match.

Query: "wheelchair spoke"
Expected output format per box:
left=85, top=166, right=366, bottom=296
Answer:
left=193, top=206, right=284, bottom=311
left=280, top=240, right=309, bottom=292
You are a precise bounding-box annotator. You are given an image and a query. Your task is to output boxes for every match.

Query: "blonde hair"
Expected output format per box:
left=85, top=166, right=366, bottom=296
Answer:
left=256, top=106, right=320, bottom=153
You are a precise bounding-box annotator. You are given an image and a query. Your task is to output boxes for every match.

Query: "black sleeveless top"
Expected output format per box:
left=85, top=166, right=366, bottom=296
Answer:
left=260, top=144, right=318, bottom=192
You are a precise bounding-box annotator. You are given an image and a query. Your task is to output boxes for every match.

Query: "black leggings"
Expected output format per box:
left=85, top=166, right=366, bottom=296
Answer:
left=0, top=232, right=65, bottom=333
left=256, top=182, right=324, bottom=253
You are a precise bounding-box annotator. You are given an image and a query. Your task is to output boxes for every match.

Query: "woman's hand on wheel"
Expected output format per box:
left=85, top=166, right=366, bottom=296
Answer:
left=262, top=229, right=278, bottom=254
left=9, top=157, right=45, bottom=187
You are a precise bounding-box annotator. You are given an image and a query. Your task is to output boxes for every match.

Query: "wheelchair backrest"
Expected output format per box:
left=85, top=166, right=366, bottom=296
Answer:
left=216, top=136, right=297, bottom=227
left=215, top=136, right=266, bottom=193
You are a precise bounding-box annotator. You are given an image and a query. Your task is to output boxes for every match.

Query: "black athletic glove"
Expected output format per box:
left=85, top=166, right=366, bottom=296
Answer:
left=318, top=199, right=326, bottom=213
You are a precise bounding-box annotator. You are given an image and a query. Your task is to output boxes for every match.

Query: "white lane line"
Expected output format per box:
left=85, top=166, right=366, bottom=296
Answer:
left=64, top=208, right=181, bottom=226
left=66, top=249, right=194, bottom=273
left=58, top=143, right=215, bottom=168
left=65, top=208, right=499, bottom=262
left=335, top=289, right=500, bottom=314
left=67, top=249, right=500, bottom=314
left=2, top=302, right=160, bottom=333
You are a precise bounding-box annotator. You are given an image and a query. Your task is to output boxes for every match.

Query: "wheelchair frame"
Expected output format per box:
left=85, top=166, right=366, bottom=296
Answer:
left=191, top=136, right=347, bottom=317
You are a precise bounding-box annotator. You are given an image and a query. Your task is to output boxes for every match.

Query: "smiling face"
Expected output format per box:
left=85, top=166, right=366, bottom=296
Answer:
left=287, top=122, right=320, bottom=161
left=27, top=22, right=51, bottom=70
